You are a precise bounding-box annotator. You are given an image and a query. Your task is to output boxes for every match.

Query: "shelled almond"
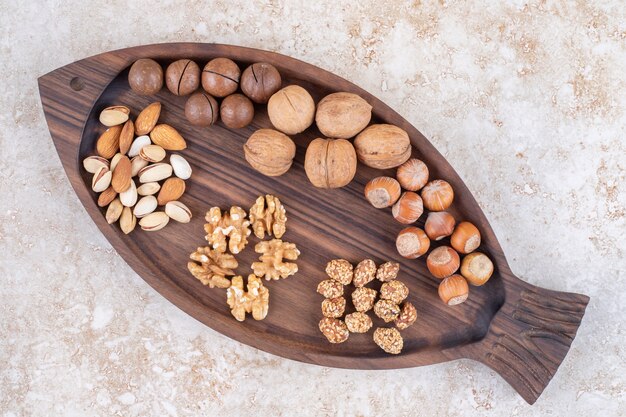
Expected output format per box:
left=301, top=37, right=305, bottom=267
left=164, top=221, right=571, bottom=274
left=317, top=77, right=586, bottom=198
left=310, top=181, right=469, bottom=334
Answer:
left=83, top=102, right=193, bottom=234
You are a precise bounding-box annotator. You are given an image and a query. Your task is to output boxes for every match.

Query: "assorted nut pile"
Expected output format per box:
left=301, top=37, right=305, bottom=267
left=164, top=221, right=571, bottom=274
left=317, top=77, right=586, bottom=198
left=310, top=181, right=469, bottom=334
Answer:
left=317, top=259, right=417, bottom=355
left=377, top=157, right=495, bottom=306
left=83, top=102, right=193, bottom=233
left=117, top=55, right=498, bottom=355
left=187, top=194, right=300, bottom=322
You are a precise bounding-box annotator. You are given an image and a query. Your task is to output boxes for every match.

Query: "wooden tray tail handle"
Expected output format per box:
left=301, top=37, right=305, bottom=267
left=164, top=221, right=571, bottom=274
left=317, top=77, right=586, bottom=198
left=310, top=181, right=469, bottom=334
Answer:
left=475, top=285, right=589, bottom=404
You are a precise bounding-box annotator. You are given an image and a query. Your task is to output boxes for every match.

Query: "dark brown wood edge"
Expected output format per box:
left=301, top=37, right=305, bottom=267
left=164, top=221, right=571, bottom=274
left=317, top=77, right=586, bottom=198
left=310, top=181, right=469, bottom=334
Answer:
left=453, top=276, right=589, bottom=404
left=37, top=42, right=590, bottom=404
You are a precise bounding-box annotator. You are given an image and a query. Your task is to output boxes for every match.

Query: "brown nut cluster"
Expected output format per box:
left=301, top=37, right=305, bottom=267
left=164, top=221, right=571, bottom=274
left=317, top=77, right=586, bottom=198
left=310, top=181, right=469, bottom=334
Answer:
left=373, top=327, right=403, bottom=355
left=227, top=274, right=269, bottom=321
left=187, top=194, right=299, bottom=322
left=252, top=239, right=300, bottom=280
left=353, top=259, right=376, bottom=287
left=346, top=116, right=493, bottom=307
left=86, top=102, right=193, bottom=236
left=376, top=262, right=400, bottom=282
left=318, top=259, right=416, bottom=354
left=317, top=279, right=344, bottom=298
left=345, top=312, right=373, bottom=333
left=187, top=246, right=237, bottom=289
left=325, top=259, right=354, bottom=285
left=249, top=194, right=287, bottom=239
left=322, top=297, right=347, bottom=318
left=380, top=280, right=409, bottom=304
left=351, top=287, right=377, bottom=312
left=373, top=299, right=401, bottom=323
left=395, top=302, right=417, bottom=330
left=128, top=58, right=276, bottom=131
left=319, top=317, right=349, bottom=344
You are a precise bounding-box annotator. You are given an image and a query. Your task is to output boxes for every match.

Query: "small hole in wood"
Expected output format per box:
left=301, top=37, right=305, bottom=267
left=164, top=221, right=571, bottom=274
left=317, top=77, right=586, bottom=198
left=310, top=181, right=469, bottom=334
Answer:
left=70, top=77, right=84, bottom=91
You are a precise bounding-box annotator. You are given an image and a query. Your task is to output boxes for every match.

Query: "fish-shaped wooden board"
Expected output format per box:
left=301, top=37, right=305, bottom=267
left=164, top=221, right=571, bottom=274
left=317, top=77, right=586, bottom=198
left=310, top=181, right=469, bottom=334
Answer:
left=38, top=43, right=589, bottom=404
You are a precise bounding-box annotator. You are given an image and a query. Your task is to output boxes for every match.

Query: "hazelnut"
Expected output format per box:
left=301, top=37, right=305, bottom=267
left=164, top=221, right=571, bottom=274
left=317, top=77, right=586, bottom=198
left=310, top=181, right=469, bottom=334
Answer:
left=243, top=129, right=296, bottom=176
left=397, top=158, right=429, bottom=191
left=461, top=252, right=494, bottom=286
left=424, top=211, right=456, bottom=241
left=268, top=85, right=315, bottom=134
left=315, top=92, right=372, bottom=138
left=128, top=59, right=163, bottom=95
left=364, top=176, right=401, bottom=208
left=421, top=179, right=454, bottom=211
left=241, top=62, right=282, bottom=103
left=438, top=274, right=469, bottom=306
left=184, top=92, right=219, bottom=127
left=451, top=221, right=481, bottom=254
left=220, top=94, right=254, bottom=129
left=165, top=59, right=200, bottom=96
left=392, top=191, right=424, bottom=224
left=305, top=138, right=357, bottom=188
left=396, top=227, right=430, bottom=259
left=426, top=246, right=460, bottom=279
left=354, top=124, right=411, bottom=169
left=202, top=58, right=240, bottom=97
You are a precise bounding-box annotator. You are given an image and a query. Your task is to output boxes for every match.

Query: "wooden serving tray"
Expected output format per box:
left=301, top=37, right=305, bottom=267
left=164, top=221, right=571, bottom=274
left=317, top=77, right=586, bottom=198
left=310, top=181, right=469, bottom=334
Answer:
left=38, top=43, right=589, bottom=404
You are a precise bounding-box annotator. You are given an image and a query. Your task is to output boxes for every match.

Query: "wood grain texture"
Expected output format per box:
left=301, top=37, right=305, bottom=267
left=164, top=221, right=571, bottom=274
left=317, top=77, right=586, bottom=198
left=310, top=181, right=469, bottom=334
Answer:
left=37, top=43, right=589, bottom=404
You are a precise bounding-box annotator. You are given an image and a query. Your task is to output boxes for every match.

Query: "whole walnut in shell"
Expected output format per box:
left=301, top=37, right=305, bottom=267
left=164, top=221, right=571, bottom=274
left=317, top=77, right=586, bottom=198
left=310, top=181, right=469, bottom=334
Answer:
left=268, top=85, right=315, bottom=135
left=354, top=124, right=411, bottom=169
left=243, top=129, right=296, bottom=176
left=304, top=138, right=357, bottom=188
left=315, top=92, right=372, bottom=138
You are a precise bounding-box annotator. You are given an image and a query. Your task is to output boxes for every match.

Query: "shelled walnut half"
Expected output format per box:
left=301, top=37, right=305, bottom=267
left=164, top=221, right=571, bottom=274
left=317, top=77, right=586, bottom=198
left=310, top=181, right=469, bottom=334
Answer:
left=187, top=246, right=238, bottom=288
left=204, top=206, right=251, bottom=254
left=226, top=274, right=269, bottom=321
left=249, top=194, right=287, bottom=239
left=252, top=239, right=300, bottom=280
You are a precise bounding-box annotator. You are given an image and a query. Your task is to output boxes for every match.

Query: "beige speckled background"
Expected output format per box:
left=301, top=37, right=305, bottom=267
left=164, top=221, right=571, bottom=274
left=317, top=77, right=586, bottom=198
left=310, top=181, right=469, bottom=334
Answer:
left=1, top=1, right=625, bottom=416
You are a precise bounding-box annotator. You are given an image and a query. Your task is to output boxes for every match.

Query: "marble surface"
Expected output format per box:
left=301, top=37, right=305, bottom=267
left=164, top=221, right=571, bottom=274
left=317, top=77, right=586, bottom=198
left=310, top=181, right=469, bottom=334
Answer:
left=1, top=1, right=625, bottom=415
